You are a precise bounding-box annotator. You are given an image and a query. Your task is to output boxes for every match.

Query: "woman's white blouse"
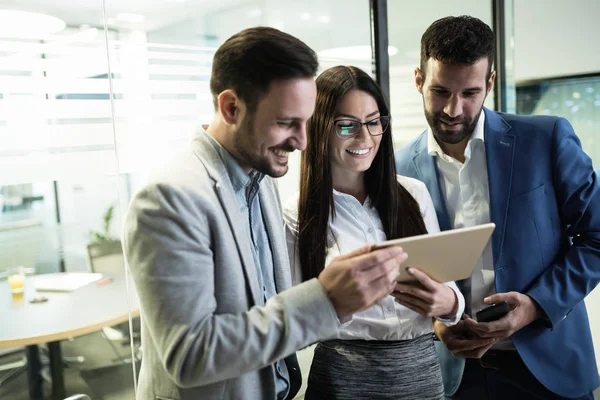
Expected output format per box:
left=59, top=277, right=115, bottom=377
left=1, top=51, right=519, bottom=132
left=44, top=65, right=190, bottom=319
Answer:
left=283, top=175, right=465, bottom=341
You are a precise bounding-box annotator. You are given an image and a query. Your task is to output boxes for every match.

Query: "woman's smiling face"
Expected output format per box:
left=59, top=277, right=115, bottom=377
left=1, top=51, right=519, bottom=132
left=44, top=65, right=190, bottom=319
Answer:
left=329, top=89, right=384, bottom=183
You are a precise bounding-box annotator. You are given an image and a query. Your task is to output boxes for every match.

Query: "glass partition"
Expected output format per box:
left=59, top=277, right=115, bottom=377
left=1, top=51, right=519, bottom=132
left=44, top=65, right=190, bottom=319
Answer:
left=0, top=4, right=138, bottom=399
left=106, top=0, right=375, bottom=204
left=0, top=1, right=375, bottom=398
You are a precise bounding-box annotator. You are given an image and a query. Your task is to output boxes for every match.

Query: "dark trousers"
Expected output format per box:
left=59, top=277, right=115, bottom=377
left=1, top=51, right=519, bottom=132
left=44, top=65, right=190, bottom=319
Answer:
left=451, top=351, right=594, bottom=400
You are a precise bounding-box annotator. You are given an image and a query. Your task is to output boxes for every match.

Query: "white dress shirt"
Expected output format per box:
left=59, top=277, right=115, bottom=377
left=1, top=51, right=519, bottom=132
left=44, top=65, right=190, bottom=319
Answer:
left=284, top=175, right=465, bottom=341
left=427, top=113, right=514, bottom=349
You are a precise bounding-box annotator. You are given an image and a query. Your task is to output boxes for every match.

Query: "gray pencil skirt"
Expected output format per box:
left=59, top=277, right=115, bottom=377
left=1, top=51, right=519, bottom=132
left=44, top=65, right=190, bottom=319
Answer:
left=305, top=333, right=444, bottom=400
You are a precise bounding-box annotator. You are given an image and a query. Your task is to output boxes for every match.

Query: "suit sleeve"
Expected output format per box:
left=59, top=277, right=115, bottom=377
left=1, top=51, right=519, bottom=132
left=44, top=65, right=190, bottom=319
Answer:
left=124, top=183, right=339, bottom=388
left=525, top=118, right=600, bottom=327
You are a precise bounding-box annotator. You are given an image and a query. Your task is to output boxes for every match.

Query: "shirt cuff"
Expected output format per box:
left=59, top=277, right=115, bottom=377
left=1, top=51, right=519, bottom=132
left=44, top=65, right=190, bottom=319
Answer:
left=435, top=284, right=465, bottom=326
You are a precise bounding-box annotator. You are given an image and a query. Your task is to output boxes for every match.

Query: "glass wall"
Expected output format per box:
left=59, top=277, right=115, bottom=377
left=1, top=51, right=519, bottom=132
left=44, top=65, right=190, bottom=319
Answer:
left=0, top=1, right=374, bottom=398
left=0, top=5, right=137, bottom=398
left=387, top=1, right=494, bottom=148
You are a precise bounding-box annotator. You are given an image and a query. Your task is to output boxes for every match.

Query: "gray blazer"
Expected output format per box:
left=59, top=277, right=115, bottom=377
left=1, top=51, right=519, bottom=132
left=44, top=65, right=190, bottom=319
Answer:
left=124, top=129, right=339, bottom=400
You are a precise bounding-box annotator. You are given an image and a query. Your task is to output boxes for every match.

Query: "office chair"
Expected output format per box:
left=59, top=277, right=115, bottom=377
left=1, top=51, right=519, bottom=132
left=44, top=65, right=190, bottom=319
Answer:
left=87, top=240, right=141, bottom=364
left=0, top=348, right=27, bottom=387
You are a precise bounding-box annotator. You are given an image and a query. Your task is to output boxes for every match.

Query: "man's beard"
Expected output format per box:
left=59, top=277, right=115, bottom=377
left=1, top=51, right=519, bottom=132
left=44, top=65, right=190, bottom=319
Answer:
left=425, top=107, right=483, bottom=146
left=233, top=113, right=290, bottom=178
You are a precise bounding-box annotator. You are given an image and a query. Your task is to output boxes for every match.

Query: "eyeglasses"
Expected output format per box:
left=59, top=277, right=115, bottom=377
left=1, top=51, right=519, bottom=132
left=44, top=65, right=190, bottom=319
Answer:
left=333, top=116, right=391, bottom=139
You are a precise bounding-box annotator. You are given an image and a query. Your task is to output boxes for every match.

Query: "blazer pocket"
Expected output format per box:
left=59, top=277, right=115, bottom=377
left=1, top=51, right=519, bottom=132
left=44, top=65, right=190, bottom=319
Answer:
left=156, top=396, right=175, bottom=400
left=504, top=183, right=550, bottom=273
left=511, top=183, right=545, bottom=201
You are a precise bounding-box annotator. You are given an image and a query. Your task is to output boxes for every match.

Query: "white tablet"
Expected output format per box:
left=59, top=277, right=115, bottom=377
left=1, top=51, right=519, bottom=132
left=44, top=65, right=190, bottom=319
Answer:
left=372, top=223, right=495, bottom=283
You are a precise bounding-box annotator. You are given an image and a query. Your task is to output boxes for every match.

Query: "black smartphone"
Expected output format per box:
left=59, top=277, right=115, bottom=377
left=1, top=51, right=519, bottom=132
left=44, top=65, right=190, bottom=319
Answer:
left=475, top=301, right=510, bottom=322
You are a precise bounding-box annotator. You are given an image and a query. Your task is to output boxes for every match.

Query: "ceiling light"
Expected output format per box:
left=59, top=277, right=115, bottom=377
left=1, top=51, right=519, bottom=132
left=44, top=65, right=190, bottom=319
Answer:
left=317, top=15, right=330, bottom=23
left=116, top=13, right=145, bottom=23
left=318, top=45, right=398, bottom=61
left=0, top=10, right=65, bottom=38
left=66, top=28, right=98, bottom=42
left=300, top=13, right=311, bottom=21
left=247, top=9, right=262, bottom=18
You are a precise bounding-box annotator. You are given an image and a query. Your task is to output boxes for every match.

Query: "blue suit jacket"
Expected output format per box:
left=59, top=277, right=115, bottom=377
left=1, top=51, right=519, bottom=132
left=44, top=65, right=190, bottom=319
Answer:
left=395, top=108, right=600, bottom=397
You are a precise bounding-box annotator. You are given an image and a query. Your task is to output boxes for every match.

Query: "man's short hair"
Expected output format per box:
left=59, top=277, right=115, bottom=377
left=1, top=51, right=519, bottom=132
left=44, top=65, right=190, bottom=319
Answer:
left=210, top=27, right=319, bottom=112
left=420, top=15, right=495, bottom=81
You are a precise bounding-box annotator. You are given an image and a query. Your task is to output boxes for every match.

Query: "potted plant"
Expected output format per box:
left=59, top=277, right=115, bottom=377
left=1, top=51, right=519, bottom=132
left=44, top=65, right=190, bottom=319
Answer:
left=87, top=205, right=123, bottom=271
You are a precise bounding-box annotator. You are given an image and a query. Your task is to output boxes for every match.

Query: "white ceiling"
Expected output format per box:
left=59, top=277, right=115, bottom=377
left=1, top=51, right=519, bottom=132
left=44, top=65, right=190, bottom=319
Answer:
left=0, top=0, right=493, bottom=65
left=0, top=0, right=246, bottom=31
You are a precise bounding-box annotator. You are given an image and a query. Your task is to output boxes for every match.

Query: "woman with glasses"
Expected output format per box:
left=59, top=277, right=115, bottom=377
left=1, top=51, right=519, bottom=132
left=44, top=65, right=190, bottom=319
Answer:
left=283, top=66, right=464, bottom=399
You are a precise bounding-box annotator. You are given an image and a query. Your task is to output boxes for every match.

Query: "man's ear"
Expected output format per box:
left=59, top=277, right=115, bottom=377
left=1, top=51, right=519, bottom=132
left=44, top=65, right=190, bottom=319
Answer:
left=487, top=71, right=497, bottom=94
left=415, top=67, right=424, bottom=94
left=217, top=90, right=242, bottom=126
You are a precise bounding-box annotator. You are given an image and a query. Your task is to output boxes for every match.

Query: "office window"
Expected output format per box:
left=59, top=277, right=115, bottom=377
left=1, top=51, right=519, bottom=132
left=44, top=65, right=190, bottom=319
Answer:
left=517, top=75, right=600, bottom=166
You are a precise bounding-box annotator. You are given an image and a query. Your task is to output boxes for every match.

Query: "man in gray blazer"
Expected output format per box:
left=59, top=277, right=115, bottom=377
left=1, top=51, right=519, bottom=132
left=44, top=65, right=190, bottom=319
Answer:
left=124, top=27, right=407, bottom=400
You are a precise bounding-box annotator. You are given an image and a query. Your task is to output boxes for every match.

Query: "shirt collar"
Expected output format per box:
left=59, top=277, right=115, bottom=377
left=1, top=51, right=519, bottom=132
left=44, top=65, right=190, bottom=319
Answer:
left=332, top=188, right=372, bottom=208
left=427, top=110, right=486, bottom=160
left=202, top=128, right=264, bottom=195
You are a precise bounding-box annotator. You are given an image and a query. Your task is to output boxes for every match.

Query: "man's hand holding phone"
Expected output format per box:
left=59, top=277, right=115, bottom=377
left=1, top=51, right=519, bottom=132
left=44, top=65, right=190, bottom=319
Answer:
left=475, top=300, right=510, bottom=322
left=434, top=319, right=496, bottom=358
left=463, top=291, right=541, bottom=340
left=436, top=292, right=541, bottom=358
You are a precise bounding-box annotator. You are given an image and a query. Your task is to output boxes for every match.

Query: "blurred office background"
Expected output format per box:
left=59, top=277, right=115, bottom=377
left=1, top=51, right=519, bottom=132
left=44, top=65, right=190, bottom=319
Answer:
left=0, top=0, right=598, bottom=398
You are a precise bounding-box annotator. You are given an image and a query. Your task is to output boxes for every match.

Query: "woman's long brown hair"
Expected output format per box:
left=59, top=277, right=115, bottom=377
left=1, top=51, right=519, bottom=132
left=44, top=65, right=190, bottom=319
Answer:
left=297, top=66, right=427, bottom=281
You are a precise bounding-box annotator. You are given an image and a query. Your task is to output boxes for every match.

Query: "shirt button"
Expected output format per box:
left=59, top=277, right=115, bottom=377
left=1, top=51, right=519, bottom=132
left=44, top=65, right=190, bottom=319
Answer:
left=368, top=227, right=374, bottom=233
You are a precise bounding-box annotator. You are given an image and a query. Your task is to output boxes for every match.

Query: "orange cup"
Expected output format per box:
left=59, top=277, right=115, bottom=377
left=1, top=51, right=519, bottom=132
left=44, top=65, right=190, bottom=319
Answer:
left=7, top=267, right=25, bottom=294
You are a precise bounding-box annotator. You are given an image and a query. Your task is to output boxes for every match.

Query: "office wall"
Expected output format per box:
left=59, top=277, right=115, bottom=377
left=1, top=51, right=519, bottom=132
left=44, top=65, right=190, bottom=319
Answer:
left=514, top=0, right=600, bottom=81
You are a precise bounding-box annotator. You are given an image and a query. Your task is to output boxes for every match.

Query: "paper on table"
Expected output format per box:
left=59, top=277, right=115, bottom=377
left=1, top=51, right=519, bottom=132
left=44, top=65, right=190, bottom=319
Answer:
left=33, top=272, right=103, bottom=292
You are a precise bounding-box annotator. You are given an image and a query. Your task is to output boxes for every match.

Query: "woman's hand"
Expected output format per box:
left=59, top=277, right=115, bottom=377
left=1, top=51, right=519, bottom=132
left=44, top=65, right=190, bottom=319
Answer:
left=391, top=267, right=458, bottom=318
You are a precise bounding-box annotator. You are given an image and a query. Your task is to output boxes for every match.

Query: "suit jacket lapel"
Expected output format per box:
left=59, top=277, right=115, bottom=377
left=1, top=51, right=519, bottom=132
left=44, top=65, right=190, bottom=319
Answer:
left=411, top=134, right=451, bottom=231
left=192, top=131, right=262, bottom=304
left=259, top=182, right=292, bottom=293
left=483, top=109, right=515, bottom=268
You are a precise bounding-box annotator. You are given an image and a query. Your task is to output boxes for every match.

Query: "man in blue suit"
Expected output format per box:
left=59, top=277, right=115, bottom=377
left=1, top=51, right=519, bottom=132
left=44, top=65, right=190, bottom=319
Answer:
left=395, top=15, right=600, bottom=400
